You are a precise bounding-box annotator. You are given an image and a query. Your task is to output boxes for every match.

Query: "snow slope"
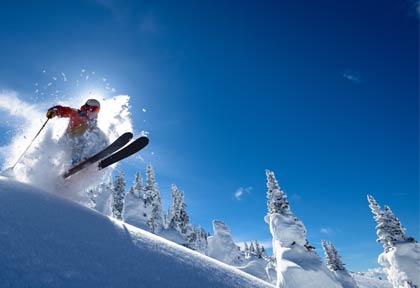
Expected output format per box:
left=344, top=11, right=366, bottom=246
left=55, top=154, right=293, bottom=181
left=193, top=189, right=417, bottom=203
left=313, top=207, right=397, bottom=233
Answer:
left=0, top=177, right=273, bottom=288
left=351, top=269, right=393, bottom=288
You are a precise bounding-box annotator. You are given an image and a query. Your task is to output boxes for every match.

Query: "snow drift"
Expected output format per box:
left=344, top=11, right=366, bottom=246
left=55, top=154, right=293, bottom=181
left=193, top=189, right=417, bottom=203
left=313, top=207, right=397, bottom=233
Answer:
left=207, top=220, right=244, bottom=266
left=267, top=213, right=342, bottom=288
left=378, top=242, right=420, bottom=288
left=0, top=177, right=273, bottom=288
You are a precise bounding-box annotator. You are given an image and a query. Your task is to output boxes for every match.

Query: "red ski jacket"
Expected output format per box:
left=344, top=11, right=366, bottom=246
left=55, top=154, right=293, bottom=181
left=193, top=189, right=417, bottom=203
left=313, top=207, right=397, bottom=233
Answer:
left=52, top=105, right=93, bottom=136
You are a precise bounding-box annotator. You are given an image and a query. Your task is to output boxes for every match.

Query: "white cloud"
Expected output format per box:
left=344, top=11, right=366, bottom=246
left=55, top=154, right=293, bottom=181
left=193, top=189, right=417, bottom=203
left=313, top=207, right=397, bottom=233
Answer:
left=234, top=186, right=252, bottom=200
left=320, top=227, right=334, bottom=235
left=343, top=70, right=362, bottom=84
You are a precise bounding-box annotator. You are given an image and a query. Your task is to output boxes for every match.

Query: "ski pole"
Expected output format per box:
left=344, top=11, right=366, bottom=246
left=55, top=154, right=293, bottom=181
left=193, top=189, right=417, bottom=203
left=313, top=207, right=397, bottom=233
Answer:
left=11, top=118, right=50, bottom=170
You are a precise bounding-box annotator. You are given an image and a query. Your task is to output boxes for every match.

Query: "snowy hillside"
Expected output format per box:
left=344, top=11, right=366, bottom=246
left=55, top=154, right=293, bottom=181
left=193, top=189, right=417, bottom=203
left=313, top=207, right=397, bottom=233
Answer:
left=0, top=177, right=273, bottom=288
left=351, top=269, right=393, bottom=288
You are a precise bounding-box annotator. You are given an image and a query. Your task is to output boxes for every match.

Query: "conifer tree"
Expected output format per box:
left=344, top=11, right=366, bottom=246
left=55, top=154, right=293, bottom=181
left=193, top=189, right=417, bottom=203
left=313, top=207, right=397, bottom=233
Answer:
left=383, top=205, right=406, bottom=242
left=145, top=163, right=164, bottom=233
left=167, top=184, right=181, bottom=229
left=167, top=184, right=190, bottom=235
left=250, top=242, right=255, bottom=254
left=265, top=169, right=312, bottom=250
left=131, top=171, right=144, bottom=198
left=322, top=240, right=346, bottom=271
left=368, top=195, right=407, bottom=252
left=244, top=242, right=249, bottom=257
left=266, top=169, right=290, bottom=214
left=112, top=168, right=126, bottom=220
left=254, top=240, right=262, bottom=258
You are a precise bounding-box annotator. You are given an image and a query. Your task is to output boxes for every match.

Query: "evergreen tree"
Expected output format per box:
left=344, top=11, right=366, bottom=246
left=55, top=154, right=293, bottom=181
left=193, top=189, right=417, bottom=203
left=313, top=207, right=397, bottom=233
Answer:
left=167, top=184, right=181, bottom=229
left=131, top=171, right=144, bottom=198
left=193, top=226, right=208, bottom=252
left=250, top=242, right=255, bottom=254
left=167, top=184, right=190, bottom=235
left=368, top=195, right=407, bottom=252
left=368, top=194, right=384, bottom=222
left=244, top=242, right=249, bottom=257
left=145, top=163, right=164, bottom=233
left=266, top=169, right=290, bottom=214
left=112, top=168, right=126, bottom=220
left=322, top=240, right=346, bottom=271
left=384, top=205, right=406, bottom=242
left=265, top=169, right=312, bottom=250
left=254, top=240, right=262, bottom=258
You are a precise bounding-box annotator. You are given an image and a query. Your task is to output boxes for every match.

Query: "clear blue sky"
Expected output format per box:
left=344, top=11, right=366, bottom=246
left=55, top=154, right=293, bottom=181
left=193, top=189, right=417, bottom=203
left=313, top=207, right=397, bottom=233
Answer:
left=0, top=0, right=418, bottom=271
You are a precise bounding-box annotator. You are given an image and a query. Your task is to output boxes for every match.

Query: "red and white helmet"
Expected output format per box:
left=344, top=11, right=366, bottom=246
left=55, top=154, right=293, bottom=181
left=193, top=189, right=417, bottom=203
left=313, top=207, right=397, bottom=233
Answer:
left=82, top=99, right=100, bottom=113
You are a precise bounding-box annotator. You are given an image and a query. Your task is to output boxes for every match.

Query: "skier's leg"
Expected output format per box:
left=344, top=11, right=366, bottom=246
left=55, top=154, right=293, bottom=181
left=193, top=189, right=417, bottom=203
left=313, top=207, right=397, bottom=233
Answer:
left=71, top=136, right=85, bottom=165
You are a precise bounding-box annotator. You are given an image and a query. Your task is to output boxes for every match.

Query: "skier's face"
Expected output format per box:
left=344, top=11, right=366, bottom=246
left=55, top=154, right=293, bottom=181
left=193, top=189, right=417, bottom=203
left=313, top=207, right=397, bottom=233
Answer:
left=84, top=104, right=100, bottom=119
left=86, top=110, right=98, bottom=119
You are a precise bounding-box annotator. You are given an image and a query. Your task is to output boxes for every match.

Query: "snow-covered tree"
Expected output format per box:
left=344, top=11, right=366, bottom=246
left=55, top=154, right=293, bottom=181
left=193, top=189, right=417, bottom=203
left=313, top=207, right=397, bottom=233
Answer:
left=264, top=169, right=342, bottom=288
left=250, top=242, right=255, bottom=254
left=368, top=195, right=420, bottom=288
left=381, top=206, right=407, bottom=243
left=144, top=163, right=164, bottom=233
left=266, top=169, right=289, bottom=214
left=94, top=177, right=114, bottom=217
left=254, top=241, right=261, bottom=257
left=244, top=242, right=250, bottom=257
left=322, top=240, right=346, bottom=271
left=194, top=226, right=209, bottom=253
left=167, top=185, right=182, bottom=228
left=123, top=170, right=151, bottom=230
left=130, top=171, right=144, bottom=199
left=112, top=168, right=126, bottom=220
left=243, top=241, right=265, bottom=259
left=322, top=240, right=358, bottom=288
left=368, top=194, right=407, bottom=252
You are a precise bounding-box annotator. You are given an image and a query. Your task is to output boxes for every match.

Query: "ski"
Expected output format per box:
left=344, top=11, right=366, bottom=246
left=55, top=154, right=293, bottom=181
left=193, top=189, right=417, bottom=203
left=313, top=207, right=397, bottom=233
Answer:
left=98, top=136, right=149, bottom=170
left=63, top=132, right=133, bottom=179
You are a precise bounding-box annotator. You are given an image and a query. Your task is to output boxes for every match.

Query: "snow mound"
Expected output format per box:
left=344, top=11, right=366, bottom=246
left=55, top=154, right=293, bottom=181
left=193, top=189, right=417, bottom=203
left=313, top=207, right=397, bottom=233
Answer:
left=332, top=270, right=359, bottom=288
left=238, top=259, right=271, bottom=283
left=266, top=213, right=343, bottom=288
left=351, top=268, right=392, bottom=288
left=207, top=220, right=244, bottom=266
left=378, top=242, right=420, bottom=288
left=0, top=177, right=273, bottom=288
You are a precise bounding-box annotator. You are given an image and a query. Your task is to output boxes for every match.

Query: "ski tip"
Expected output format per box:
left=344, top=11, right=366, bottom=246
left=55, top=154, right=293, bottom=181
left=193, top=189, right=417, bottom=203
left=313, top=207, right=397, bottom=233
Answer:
left=122, top=132, right=134, bottom=139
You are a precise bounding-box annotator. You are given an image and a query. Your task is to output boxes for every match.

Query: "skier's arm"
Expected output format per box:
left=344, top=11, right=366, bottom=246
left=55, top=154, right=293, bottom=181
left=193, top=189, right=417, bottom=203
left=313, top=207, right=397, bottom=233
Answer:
left=46, top=105, right=77, bottom=118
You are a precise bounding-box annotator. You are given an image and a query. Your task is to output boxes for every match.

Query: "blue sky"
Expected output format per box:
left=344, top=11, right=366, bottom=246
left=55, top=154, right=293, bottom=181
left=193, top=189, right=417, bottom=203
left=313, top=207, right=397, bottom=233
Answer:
left=0, top=0, right=418, bottom=271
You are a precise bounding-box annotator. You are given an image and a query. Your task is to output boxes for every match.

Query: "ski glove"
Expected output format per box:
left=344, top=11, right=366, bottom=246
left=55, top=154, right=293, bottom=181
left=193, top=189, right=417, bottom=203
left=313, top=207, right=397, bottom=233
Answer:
left=46, top=108, right=57, bottom=119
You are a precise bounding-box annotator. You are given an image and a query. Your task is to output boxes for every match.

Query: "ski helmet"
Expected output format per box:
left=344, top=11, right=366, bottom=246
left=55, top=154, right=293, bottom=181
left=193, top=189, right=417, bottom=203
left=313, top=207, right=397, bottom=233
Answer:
left=83, top=99, right=101, bottom=113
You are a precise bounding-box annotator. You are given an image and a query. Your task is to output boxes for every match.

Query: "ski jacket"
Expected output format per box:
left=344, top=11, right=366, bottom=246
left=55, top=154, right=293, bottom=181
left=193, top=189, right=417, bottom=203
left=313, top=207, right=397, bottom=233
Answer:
left=52, top=105, right=97, bottom=136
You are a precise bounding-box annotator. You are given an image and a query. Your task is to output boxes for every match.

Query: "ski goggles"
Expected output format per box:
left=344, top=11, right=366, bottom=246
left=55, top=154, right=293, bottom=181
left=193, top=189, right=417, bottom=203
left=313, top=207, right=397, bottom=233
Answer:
left=85, top=104, right=100, bottom=113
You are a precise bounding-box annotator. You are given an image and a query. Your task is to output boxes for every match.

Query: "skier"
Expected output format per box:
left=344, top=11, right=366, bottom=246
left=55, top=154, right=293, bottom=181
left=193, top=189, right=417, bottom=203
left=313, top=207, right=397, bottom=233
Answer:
left=46, top=99, right=108, bottom=164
